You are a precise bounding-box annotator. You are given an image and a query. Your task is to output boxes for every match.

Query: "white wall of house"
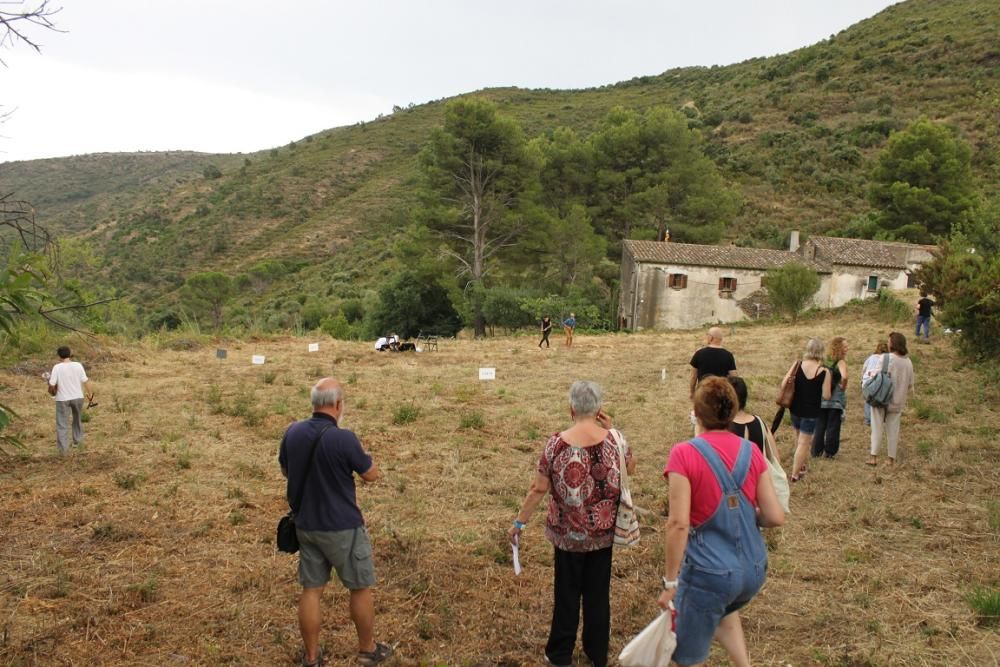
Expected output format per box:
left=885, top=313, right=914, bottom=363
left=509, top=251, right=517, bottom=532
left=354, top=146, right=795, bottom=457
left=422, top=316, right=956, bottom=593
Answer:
left=623, top=262, right=832, bottom=330
left=826, top=265, right=908, bottom=307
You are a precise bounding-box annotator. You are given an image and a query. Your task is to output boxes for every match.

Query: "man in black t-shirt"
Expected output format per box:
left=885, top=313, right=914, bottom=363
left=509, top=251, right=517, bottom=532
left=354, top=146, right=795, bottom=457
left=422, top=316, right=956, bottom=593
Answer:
left=689, top=326, right=738, bottom=398
left=915, top=291, right=934, bottom=340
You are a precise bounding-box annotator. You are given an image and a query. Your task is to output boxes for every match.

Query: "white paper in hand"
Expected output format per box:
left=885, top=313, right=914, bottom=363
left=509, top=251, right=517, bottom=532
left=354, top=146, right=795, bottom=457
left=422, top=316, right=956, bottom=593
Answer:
left=511, top=542, right=522, bottom=576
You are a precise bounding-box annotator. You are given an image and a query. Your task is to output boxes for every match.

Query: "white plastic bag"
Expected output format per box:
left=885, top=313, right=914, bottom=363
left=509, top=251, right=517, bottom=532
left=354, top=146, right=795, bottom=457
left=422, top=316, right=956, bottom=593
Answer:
left=618, top=607, right=676, bottom=667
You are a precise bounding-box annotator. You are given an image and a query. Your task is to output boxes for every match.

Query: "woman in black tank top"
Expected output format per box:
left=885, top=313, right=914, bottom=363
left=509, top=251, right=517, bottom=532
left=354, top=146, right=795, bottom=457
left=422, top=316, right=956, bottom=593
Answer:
left=784, top=338, right=832, bottom=482
left=726, top=376, right=767, bottom=452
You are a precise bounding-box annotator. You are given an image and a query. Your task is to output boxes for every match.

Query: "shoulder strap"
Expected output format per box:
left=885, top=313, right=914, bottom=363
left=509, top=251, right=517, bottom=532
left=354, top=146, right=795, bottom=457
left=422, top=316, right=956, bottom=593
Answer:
left=689, top=437, right=752, bottom=493
left=290, top=424, right=334, bottom=514
left=883, top=353, right=892, bottom=374
left=609, top=428, right=628, bottom=483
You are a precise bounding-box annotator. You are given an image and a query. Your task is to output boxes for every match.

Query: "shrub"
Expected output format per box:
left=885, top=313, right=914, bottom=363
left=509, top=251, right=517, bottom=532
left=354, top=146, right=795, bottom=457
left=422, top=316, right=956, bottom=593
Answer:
left=765, top=263, right=821, bottom=321
left=967, top=587, right=1000, bottom=626
left=459, top=411, right=485, bottom=430
left=392, top=404, right=420, bottom=425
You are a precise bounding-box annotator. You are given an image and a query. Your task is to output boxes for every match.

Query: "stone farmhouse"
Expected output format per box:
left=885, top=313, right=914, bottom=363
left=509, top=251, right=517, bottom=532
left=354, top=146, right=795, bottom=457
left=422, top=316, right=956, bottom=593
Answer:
left=618, top=234, right=936, bottom=330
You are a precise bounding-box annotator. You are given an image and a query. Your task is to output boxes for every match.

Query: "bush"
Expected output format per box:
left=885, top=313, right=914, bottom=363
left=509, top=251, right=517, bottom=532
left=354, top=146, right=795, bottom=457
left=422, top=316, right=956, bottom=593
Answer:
left=392, top=404, right=420, bottom=425
left=765, top=263, right=821, bottom=321
left=202, top=165, right=222, bottom=180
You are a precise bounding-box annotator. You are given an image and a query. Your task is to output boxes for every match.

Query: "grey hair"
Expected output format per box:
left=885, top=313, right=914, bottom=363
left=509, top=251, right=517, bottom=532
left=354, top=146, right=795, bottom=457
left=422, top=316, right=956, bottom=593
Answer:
left=803, top=337, right=825, bottom=361
left=311, top=383, right=343, bottom=410
left=568, top=380, right=602, bottom=417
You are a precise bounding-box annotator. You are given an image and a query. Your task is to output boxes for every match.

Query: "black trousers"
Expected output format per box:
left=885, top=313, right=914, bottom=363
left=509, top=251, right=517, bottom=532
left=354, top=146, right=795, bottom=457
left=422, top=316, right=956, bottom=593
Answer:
left=546, top=545, right=612, bottom=667
left=811, top=407, right=843, bottom=458
left=539, top=330, right=551, bottom=347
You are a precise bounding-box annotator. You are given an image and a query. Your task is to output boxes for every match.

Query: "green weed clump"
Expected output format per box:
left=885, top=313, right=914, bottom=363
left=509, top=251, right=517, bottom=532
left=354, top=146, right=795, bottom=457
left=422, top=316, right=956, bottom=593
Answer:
left=392, top=404, right=420, bottom=425
left=112, top=472, right=142, bottom=490
left=967, top=587, right=1000, bottom=626
left=459, top=411, right=485, bottom=430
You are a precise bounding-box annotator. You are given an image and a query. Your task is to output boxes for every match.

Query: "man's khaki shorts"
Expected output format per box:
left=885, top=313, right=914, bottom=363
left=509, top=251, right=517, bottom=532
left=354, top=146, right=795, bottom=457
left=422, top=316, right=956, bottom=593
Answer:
left=297, top=526, right=376, bottom=590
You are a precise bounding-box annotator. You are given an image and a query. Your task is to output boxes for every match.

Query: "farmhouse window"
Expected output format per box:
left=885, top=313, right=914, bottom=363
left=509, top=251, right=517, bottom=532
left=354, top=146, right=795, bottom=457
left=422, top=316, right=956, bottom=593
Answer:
left=668, top=273, right=688, bottom=289
left=719, top=276, right=737, bottom=292
left=867, top=275, right=879, bottom=292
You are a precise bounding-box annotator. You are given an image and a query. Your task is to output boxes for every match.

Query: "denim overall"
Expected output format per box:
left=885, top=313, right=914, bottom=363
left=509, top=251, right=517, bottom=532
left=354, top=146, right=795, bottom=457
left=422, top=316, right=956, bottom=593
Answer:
left=673, top=437, right=768, bottom=665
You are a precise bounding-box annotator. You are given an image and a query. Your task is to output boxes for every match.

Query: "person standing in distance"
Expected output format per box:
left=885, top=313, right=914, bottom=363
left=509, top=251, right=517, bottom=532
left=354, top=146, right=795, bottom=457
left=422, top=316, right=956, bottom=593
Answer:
left=563, top=312, right=577, bottom=348
left=915, top=291, right=934, bottom=340
left=47, top=346, right=89, bottom=455
left=539, top=315, right=553, bottom=349
left=689, top=327, right=737, bottom=399
left=278, top=378, right=393, bottom=667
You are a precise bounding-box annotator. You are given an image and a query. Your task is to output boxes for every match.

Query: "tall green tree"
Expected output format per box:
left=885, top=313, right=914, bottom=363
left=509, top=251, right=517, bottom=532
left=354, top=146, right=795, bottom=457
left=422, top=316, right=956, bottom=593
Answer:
left=419, top=98, right=540, bottom=336
left=915, top=198, right=1000, bottom=359
left=589, top=106, right=739, bottom=247
left=765, top=263, right=821, bottom=321
left=180, top=271, right=233, bottom=331
left=869, top=118, right=976, bottom=243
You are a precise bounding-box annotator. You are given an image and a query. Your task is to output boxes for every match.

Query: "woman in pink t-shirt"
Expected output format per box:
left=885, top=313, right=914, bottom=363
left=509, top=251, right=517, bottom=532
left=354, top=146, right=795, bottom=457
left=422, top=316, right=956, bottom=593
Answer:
left=657, top=377, right=785, bottom=667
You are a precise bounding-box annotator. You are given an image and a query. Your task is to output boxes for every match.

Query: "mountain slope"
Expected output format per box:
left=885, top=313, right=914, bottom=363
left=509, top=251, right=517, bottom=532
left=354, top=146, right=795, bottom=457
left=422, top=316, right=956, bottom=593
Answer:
left=2, top=0, right=998, bottom=325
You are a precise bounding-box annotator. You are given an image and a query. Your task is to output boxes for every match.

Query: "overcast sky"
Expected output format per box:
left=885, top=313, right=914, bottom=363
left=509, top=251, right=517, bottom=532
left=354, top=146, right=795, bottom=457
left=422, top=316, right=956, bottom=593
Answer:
left=0, top=0, right=898, bottom=164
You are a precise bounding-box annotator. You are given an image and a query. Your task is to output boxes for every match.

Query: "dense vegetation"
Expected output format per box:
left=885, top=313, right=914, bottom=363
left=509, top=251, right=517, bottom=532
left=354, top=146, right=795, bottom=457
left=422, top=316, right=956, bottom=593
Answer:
left=1, top=0, right=999, bottom=342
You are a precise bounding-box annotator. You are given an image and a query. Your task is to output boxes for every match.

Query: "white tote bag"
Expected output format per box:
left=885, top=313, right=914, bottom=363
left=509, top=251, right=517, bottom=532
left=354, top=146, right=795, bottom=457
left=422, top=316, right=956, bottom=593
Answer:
left=619, top=606, right=676, bottom=667
left=757, top=416, right=790, bottom=514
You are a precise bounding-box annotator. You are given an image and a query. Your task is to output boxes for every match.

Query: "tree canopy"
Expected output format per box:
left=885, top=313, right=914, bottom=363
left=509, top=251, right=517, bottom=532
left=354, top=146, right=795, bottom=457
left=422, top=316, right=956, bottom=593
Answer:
left=765, top=262, right=821, bottom=321
left=868, top=118, right=976, bottom=243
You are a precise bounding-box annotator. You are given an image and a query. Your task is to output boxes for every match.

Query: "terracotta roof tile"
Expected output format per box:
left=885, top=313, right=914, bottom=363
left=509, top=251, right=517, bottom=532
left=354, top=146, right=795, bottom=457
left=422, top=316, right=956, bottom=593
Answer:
left=807, top=236, right=936, bottom=269
left=624, top=240, right=829, bottom=272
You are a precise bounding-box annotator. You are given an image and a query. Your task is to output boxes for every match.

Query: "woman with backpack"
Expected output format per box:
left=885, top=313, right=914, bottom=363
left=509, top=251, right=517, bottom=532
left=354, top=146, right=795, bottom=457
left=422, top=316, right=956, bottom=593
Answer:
left=861, top=341, right=890, bottom=428
left=812, top=337, right=849, bottom=459
left=867, top=332, right=915, bottom=467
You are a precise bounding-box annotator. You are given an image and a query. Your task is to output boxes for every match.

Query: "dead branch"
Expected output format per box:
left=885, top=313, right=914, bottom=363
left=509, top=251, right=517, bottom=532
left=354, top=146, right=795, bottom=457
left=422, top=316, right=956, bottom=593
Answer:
left=0, top=1, right=63, bottom=63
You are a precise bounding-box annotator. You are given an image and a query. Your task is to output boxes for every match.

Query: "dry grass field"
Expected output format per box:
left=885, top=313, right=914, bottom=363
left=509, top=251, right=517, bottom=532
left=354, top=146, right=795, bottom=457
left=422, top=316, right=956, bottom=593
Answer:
left=2, top=304, right=998, bottom=666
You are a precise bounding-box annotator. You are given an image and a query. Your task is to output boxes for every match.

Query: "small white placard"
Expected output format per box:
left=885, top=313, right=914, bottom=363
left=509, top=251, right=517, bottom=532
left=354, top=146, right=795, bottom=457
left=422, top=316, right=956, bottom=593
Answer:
left=251, top=355, right=266, bottom=365
left=308, top=343, right=320, bottom=352
left=479, top=367, right=496, bottom=381
left=512, top=542, right=522, bottom=576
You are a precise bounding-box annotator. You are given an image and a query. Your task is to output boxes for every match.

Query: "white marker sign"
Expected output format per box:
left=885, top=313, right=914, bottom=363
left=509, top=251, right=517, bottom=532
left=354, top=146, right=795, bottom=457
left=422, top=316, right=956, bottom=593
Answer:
left=308, top=343, right=320, bottom=352
left=251, top=355, right=266, bottom=365
left=479, top=367, right=496, bottom=381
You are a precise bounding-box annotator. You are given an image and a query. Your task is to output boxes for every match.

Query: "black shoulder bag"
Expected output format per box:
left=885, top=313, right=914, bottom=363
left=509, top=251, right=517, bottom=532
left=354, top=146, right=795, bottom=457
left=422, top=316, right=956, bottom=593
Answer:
left=276, top=425, right=333, bottom=553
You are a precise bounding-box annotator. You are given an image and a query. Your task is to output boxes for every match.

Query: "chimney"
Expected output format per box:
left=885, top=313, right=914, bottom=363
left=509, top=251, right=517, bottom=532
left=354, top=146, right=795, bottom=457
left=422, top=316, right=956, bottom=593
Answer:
left=789, top=230, right=800, bottom=253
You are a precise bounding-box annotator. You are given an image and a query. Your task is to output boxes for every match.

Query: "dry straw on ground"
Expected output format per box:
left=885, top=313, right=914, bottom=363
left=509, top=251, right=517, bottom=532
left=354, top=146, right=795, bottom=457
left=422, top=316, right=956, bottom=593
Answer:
left=1, top=305, right=998, bottom=665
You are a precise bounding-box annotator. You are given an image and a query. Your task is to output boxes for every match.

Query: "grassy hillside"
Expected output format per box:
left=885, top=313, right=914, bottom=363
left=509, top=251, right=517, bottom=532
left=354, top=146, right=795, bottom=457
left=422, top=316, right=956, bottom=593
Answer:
left=3, top=0, right=999, bottom=325
left=1, top=305, right=998, bottom=664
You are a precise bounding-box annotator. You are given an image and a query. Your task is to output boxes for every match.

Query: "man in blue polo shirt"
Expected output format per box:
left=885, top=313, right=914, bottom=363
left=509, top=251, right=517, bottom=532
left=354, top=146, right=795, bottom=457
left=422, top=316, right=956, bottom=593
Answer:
left=279, top=377, right=393, bottom=667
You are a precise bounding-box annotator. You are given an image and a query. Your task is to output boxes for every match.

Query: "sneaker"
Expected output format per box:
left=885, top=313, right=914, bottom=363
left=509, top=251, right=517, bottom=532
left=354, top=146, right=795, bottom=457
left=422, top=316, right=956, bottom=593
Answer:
left=358, top=642, right=393, bottom=666
left=544, top=655, right=572, bottom=667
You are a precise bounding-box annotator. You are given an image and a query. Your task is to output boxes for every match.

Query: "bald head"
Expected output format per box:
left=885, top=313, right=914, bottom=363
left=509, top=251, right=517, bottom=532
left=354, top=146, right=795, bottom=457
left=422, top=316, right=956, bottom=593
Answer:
left=707, top=327, right=724, bottom=344
left=311, top=377, right=344, bottom=414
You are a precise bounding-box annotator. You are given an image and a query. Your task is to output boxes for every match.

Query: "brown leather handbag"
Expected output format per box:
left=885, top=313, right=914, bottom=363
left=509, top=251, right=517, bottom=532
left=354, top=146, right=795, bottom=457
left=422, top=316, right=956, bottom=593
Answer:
left=775, top=361, right=800, bottom=408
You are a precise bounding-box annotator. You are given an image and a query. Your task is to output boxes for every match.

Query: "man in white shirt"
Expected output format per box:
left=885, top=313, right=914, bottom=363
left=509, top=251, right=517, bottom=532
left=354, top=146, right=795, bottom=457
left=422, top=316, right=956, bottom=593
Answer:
left=47, top=346, right=89, bottom=454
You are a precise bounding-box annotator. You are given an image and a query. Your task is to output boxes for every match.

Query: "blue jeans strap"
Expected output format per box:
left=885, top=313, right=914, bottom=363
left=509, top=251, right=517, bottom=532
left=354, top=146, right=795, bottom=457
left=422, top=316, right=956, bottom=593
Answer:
left=688, top=437, right=739, bottom=495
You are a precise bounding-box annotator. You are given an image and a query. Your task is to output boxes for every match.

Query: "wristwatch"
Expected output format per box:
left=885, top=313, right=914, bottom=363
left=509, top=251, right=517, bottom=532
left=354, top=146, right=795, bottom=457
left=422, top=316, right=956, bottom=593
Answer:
left=661, top=576, right=678, bottom=590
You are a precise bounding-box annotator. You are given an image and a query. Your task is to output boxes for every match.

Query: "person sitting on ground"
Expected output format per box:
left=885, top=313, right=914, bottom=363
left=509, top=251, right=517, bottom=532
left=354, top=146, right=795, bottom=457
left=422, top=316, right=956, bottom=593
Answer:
left=374, top=336, right=389, bottom=352
left=658, top=377, right=785, bottom=667
left=278, top=378, right=393, bottom=667
left=509, top=380, right=634, bottom=667
left=726, top=376, right=772, bottom=454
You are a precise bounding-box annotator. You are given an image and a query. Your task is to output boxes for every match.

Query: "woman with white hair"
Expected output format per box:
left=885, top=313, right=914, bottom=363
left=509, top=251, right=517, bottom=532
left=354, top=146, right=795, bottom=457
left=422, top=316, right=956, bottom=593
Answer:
left=509, top=380, right=635, bottom=667
left=782, top=338, right=831, bottom=482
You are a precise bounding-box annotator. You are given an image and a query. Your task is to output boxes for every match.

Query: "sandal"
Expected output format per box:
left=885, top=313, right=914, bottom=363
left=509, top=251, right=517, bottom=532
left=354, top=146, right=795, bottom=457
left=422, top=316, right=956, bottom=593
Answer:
left=865, top=457, right=877, bottom=467
left=358, top=642, right=393, bottom=666
left=301, top=648, right=324, bottom=667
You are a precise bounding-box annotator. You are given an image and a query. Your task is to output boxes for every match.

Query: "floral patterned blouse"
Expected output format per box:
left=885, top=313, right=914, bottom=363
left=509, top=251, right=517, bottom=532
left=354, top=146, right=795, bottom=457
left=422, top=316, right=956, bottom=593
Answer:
left=537, top=430, right=629, bottom=552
